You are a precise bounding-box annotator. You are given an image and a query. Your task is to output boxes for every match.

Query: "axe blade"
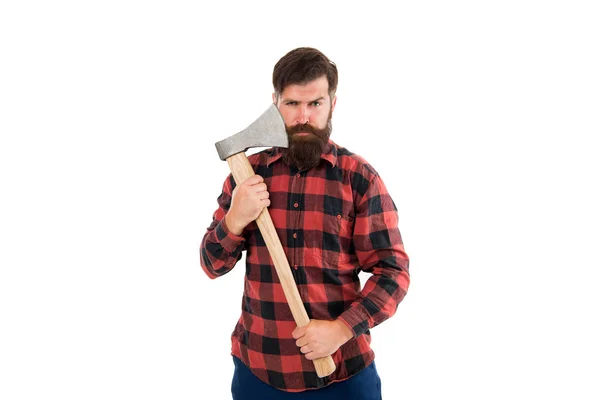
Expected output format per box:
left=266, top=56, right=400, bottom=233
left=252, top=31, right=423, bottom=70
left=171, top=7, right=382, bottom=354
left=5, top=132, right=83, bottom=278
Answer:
left=215, top=104, right=288, bottom=160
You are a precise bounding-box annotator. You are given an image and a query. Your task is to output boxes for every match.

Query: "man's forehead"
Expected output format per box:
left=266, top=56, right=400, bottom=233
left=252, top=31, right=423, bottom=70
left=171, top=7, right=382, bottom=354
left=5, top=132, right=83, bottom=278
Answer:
left=281, top=76, right=329, bottom=96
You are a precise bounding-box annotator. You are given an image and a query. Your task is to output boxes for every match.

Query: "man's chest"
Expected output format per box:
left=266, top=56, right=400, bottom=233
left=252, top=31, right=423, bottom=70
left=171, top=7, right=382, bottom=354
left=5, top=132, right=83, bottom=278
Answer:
left=246, top=170, right=357, bottom=262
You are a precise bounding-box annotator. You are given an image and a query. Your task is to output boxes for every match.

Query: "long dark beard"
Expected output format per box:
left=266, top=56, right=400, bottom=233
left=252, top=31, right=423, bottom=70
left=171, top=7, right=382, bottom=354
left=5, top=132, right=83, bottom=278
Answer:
left=281, top=118, right=332, bottom=171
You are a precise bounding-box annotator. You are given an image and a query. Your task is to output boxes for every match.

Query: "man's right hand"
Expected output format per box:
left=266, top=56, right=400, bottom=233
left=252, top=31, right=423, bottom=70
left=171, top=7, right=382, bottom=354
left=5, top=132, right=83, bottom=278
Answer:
left=225, top=174, right=270, bottom=236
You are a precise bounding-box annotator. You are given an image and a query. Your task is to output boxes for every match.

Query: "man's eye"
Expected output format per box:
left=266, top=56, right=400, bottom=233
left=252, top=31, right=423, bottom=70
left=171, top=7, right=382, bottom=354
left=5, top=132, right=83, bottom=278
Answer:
left=286, top=102, right=298, bottom=106
left=311, top=101, right=321, bottom=106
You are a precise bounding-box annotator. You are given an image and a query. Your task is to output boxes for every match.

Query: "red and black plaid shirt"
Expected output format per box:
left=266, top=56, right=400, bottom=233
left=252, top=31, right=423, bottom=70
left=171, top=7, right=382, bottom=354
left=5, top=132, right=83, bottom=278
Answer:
left=200, top=140, right=410, bottom=392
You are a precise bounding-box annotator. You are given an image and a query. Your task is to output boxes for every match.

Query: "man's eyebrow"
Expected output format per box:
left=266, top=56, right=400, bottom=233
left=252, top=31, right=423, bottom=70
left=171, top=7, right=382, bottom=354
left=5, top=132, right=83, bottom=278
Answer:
left=282, top=96, right=326, bottom=103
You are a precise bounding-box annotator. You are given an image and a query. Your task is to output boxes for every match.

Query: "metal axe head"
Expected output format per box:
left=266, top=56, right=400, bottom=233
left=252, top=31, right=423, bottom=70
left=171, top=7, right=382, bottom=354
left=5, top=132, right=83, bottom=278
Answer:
left=215, top=104, right=288, bottom=160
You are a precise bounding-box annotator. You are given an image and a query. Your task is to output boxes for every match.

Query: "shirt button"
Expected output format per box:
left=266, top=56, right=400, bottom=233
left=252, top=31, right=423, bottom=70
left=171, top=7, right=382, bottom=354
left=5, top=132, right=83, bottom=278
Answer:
left=296, top=173, right=301, bottom=178
left=293, top=233, right=298, bottom=239
left=337, top=214, right=342, bottom=220
left=293, top=202, right=299, bottom=208
left=293, top=265, right=298, bottom=270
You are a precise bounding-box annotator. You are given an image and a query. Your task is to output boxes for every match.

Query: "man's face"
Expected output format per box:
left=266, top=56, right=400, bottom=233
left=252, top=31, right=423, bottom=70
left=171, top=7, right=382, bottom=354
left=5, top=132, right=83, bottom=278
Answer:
left=273, top=76, right=337, bottom=170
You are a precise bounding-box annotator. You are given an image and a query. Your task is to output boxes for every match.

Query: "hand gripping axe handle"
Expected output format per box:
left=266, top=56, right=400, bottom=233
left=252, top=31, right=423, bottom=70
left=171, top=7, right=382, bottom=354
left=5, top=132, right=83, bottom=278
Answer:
left=215, top=105, right=336, bottom=378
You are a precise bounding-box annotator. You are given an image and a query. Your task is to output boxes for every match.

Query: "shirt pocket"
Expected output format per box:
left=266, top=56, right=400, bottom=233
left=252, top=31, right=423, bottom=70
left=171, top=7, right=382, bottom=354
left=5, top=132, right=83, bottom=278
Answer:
left=308, top=205, right=356, bottom=264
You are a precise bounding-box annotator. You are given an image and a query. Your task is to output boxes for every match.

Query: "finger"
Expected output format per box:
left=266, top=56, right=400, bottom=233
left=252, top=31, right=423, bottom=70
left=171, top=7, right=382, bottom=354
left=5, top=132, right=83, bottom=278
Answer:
left=251, top=183, right=268, bottom=193
left=300, top=345, right=311, bottom=354
left=295, top=338, right=309, bottom=348
left=292, top=326, right=306, bottom=339
left=244, top=175, right=264, bottom=186
left=261, top=199, right=271, bottom=208
left=257, top=191, right=270, bottom=200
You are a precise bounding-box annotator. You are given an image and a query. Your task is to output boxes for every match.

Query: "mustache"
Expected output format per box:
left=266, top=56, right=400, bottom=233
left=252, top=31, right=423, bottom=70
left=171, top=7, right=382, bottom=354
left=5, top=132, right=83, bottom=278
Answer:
left=287, top=123, right=320, bottom=135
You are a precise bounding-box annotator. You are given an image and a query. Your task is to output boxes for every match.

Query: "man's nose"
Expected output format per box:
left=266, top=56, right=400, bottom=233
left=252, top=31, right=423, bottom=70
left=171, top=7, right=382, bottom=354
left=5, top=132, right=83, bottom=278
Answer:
left=295, top=106, right=310, bottom=125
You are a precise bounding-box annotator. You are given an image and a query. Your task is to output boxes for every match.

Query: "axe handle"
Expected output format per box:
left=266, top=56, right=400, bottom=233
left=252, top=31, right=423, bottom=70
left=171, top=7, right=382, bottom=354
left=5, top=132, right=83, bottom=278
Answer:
left=226, top=152, right=336, bottom=378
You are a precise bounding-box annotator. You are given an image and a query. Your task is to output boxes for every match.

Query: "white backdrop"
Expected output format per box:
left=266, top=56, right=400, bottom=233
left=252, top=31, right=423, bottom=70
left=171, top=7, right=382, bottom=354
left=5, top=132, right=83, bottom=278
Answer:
left=1, top=1, right=599, bottom=399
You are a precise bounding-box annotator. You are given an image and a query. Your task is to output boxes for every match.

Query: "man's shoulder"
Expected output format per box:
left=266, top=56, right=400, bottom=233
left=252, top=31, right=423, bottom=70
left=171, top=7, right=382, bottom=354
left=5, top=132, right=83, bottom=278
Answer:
left=333, top=142, right=379, bottom=179
left=246, top=147, right=276, bottom=165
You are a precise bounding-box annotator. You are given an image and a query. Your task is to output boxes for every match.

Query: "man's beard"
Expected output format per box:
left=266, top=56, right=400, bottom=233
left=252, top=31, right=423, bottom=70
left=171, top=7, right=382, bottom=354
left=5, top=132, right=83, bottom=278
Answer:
left=281, top=115, right=332, bottom=171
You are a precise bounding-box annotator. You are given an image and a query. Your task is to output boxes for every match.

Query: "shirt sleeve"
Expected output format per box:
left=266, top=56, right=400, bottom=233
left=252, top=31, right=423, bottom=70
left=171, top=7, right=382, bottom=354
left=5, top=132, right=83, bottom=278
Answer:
left=338, top=173, right=410, bottom=337
left=200, top=174, right=246, bottom=279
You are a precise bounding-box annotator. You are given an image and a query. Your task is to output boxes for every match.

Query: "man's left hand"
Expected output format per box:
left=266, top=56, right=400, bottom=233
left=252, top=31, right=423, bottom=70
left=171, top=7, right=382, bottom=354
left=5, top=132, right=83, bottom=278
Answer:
left=292, top=319, right=354, bottom=360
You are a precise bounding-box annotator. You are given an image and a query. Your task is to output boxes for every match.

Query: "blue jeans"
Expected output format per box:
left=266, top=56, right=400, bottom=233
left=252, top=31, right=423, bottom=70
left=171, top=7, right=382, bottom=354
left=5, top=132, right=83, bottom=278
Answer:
left=231, top=356, right=382, bottom=400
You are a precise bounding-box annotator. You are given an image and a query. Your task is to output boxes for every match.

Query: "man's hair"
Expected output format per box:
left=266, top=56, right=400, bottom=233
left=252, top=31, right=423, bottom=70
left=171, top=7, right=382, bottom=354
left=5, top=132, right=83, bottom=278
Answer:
left=272, top=47, right=338, bottom=99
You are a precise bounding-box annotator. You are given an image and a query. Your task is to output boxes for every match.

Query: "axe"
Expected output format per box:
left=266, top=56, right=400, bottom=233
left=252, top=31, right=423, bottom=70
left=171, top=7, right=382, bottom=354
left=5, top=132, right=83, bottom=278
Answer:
left=215, top=105, right=336, bottom=378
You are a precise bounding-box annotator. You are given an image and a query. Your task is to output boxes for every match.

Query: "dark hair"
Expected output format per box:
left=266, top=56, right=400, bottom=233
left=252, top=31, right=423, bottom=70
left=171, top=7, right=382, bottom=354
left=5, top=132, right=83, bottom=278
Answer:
left=272, top=47, right=338, bottom=99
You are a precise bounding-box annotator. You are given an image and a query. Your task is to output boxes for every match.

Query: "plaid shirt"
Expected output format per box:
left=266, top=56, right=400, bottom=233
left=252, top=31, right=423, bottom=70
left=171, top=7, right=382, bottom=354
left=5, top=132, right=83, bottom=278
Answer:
left=200, top=140, right=410, bottom=392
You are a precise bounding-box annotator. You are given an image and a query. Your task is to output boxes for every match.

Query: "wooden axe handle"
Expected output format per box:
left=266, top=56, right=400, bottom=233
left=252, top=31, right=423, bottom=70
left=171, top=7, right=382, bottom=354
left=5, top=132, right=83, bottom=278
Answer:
left=226, top=152, right=336, bottom=378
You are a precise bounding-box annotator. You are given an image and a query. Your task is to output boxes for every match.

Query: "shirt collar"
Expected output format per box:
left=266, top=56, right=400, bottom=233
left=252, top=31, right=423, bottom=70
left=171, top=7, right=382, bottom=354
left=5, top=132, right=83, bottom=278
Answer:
left=266, top=139, right=338, bottom=168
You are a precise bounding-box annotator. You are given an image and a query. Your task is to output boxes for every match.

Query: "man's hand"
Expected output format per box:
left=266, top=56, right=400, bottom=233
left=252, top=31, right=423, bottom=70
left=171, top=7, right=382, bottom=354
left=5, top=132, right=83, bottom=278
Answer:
left=292, top=319, right=354, bottom=360
left=225, top=174, right=270, bottom=235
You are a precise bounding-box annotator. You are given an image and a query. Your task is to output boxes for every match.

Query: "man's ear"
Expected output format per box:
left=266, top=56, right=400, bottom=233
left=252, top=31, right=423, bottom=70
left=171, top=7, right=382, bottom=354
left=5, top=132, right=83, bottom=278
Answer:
left=272, top=93, right=277, bottom=105
left=331, top=95, right=337, bottom=112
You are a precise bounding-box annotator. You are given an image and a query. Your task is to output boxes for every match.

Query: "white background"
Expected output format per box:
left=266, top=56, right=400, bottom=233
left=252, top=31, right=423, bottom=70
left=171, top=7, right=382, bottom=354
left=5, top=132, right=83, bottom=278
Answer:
left=1, top=1, right=599, bottom=399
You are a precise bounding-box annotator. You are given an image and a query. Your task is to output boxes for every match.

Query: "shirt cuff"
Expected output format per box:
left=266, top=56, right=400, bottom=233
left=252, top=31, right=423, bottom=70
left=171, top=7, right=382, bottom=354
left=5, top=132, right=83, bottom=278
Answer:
left=216, top=217, right=245, bottom=252
left=338, top=304, right=371, bottom=338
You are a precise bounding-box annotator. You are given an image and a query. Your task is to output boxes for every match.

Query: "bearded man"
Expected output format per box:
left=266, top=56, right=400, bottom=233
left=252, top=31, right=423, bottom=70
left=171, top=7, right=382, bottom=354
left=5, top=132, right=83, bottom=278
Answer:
left=200, top=47, right=410, bottom=399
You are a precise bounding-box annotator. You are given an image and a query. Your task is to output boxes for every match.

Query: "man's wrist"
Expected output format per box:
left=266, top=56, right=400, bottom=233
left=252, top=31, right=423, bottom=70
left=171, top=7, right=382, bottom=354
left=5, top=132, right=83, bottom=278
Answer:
left=335, top=319, right=354, bottom=346
left=225, top=212, right=244, bottom=236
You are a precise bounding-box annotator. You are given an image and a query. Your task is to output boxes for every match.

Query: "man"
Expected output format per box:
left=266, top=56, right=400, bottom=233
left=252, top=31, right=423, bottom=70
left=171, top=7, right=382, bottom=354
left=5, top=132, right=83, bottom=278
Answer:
left=200, top=47, right=410, bottom=399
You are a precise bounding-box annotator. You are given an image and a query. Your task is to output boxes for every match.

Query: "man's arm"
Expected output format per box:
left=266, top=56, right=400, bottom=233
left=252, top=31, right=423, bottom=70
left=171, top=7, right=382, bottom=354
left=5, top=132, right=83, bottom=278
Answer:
left=200, top=174, right=271, bottom=279
left=337, top=172, right=410, bottom=338
left=200, top=174, right=245, bottom=278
